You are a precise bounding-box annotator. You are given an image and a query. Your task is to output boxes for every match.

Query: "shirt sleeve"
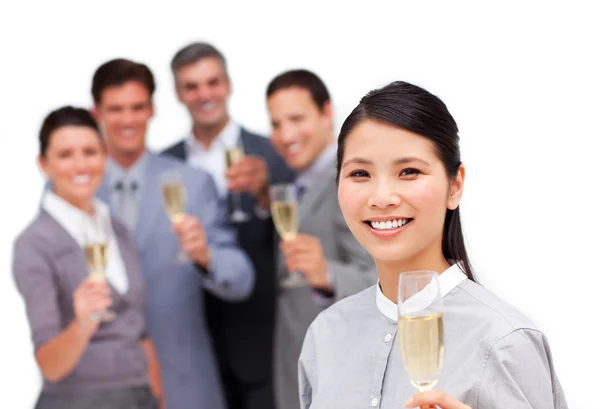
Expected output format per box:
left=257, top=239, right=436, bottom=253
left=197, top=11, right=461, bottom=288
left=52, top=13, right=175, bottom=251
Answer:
left=12, top=234, right=62, bottom=351
left=476, top=328, right=568, bottom=409
left=311, top=270, right=335, bottom=307
left=189, top=170, right=255, bottom=301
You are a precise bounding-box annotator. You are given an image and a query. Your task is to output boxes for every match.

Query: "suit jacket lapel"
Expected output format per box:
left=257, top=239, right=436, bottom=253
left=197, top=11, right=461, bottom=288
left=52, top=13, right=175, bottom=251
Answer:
left=298, top=160, right=336, bottom=225
left=239, top=128, right=254, bottom=154
left=96, top=179, right=111, bottom=206
left=111, top=218, right=141, bottom=304
left=169, top=141, right=187, bottom=161
left=134, top=154, right=163, bottom=251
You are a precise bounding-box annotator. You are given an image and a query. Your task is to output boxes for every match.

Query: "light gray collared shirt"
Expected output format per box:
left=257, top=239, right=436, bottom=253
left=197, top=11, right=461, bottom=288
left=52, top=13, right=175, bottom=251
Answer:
left=299, top=264, right=568, bottom=409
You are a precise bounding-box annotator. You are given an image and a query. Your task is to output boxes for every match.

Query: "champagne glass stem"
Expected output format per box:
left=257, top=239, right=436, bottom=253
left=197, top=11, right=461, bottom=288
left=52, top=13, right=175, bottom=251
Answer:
left=232, top=192, right=243, bottom=212
left=280, top=236, right=307, bottom=289
left=230, top=192, right=250, bottom=222
left=172, top=214, right=189, bottom=264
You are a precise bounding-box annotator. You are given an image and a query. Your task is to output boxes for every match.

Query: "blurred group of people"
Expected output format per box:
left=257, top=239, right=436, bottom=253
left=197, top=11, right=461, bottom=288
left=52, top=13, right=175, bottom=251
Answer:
left=12, top=42, right=376, bottom=409
left=12, top=41, right=568, bottom=409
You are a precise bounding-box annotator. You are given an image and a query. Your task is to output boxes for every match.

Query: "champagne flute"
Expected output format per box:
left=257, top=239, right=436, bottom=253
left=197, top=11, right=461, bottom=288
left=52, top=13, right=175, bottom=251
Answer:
left=270, top=183, right=305, bottom=289
left=397, top=271, right=444, bottom=392
left=160, top=169, right=188, bottom=263
left=83, top=216, right=115, bottom=322
left=224, top=144, right=250, bottom=223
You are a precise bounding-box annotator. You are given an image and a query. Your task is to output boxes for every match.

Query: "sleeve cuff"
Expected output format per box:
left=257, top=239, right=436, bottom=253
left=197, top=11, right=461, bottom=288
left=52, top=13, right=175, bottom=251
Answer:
left=194, top=258, right=215, bottom=279
left=253, top=203, right=271, bottom=220
left=312, top=270, right=335, bottom=304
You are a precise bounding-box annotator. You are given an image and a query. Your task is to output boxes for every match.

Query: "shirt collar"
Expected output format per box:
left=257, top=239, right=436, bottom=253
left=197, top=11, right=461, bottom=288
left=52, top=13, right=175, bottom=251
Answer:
left=106, top=151, right=149, bottom=189
left=185, top=120, right=241, bottom=153
left=295, top=141, right=337, bottom=189
left=375, top=262, right=468, bottom=322
left=42, top=190, right=111, bottom=247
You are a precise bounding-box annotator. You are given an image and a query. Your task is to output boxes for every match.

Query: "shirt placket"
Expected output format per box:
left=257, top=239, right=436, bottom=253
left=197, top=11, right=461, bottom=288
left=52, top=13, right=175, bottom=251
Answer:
left=368, top=321, right=397, bottom=408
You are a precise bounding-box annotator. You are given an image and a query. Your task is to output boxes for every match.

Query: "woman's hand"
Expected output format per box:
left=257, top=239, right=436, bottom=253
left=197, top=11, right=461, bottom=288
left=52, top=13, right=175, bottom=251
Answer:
left=34, top=276, right=112, bottom=382
left=73, top=276, right=112, bottom=335
left=405, top=390, right=471, bottom=409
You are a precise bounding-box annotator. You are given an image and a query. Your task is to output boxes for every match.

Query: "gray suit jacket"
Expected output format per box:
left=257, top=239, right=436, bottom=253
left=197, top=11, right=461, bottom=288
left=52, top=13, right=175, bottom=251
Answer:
left=12, top=211, right=149, bottom=394
left=274, top=161, right=377, bottom=409
left=97, top=153, right=255, bottom=409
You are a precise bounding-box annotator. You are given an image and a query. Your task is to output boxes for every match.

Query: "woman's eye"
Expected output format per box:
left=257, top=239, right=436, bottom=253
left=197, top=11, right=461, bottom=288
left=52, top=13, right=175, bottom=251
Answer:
left=349, top=170, right=370, bottom=178
left=400, top=168, right=421, bottom=177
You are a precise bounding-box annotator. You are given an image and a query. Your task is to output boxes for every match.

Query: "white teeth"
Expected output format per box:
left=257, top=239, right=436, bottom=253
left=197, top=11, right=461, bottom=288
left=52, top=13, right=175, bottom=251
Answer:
left=369, top=219, right=409, bottom=230
left=73, top=175, right=90, bottom=184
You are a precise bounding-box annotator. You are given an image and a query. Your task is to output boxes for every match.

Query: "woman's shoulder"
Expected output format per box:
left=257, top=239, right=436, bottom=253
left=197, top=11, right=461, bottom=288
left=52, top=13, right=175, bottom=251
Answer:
left=12, top=212, right=63, bottom=280
left=450, top=279, right=543, bottom=340
left=14, top=211, right=58, bottom=250
left=310, top=285, right=378, bottom=330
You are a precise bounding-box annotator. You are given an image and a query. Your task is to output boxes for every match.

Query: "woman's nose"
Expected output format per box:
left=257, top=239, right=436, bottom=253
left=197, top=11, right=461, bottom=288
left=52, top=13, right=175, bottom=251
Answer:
left=367, top=179, right=401, bottom=209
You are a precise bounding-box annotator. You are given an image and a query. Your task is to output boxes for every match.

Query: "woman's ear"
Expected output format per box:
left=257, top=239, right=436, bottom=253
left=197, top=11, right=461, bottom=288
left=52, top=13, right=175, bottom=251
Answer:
left=37, top=154, right=49, bottom=178
left=447, top=163, right=465, bottom=210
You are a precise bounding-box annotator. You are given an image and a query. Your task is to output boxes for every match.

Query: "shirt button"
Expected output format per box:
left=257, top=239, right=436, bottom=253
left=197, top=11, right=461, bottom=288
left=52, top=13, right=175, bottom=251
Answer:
left=384, top=333, right=392, bottom=343
left=371, top=397, right=379, bottom=407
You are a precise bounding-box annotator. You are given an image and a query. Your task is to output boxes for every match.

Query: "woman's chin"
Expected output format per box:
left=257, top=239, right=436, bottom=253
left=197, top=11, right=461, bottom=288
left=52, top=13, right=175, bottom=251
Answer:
left=364, top=246, right=408, bottom=264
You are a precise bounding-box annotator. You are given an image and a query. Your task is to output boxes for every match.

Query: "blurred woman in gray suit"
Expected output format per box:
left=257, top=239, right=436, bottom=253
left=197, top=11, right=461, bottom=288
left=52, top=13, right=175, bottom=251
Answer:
left=12, top=106, right=163, bottom=409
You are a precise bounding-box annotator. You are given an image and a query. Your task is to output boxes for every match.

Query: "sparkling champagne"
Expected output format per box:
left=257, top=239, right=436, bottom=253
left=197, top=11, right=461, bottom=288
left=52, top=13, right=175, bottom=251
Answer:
left=162, top=183, right=186, bottom=223
left=270, top=200, right=298, bottom=241
left=398, top=312, right=444, bottom=391
left=85, top=243, right=108, bottom=281
left=225, top=146, right=245, bottom=168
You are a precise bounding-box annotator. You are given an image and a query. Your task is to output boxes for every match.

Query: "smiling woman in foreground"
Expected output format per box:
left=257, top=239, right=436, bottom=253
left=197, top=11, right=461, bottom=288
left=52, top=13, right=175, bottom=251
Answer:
left=298, top=81, right=567, bottom=409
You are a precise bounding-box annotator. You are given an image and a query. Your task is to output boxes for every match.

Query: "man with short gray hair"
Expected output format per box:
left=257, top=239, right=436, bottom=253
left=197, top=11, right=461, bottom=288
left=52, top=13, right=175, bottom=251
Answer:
left=163, top=42, right=294, bottom=409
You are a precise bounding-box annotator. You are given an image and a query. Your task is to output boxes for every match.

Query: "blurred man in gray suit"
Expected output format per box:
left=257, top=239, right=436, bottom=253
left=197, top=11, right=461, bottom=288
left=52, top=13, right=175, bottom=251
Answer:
left=265, top=69, right=377, bottom=409
left=90, top=58, right=255, bottom=409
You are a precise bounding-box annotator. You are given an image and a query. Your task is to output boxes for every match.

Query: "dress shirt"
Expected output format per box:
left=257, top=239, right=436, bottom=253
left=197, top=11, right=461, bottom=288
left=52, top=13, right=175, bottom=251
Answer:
left=185, top=120, right=241, bottom=199
left=299, top=263, right=568, bottom=409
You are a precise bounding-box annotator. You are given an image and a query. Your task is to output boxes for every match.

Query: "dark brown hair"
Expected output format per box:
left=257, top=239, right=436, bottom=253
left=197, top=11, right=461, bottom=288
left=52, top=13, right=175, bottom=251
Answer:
left=266, top=69, right=330, bottom=111
left=91, top=58, right=155, bottom=104
left=337, top=81, right=476, bottom=281
left=39, top=106, right=101, bottom=157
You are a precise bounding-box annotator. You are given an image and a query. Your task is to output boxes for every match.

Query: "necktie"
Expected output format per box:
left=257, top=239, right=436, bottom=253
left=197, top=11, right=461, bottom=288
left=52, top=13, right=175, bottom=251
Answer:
left=116, top=177, right=138, bottom=233
left=296, top=183, right=306, bottom=202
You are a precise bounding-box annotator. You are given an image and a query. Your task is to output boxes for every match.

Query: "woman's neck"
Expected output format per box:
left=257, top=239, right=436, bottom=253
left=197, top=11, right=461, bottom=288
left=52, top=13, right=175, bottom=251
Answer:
left=376, top=253, right=451, bottom=303
left=56, top=193, right=95, bottom=216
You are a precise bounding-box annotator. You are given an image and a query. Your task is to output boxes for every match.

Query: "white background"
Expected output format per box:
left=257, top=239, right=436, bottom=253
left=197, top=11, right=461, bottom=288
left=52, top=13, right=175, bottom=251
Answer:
left=1, top=1, right=597, bottom=408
